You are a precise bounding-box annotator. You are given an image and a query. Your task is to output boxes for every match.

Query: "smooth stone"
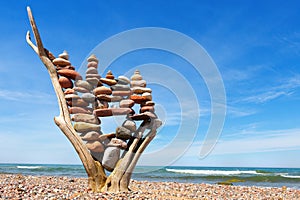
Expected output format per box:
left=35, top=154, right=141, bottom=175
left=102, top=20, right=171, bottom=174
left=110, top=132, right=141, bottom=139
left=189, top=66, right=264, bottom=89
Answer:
left=81, top=93, right=96, bottom=103
left=130, top=95, right=148, bottom=104
left=107, top=138, right=127, bottom=149
left=117, top=75, right=130, bottom=84
left=122, top=120, right=136, bottom=132
left=87, top=61, right=98, bottom=68
left=73, top=86, right=89, bottom=93
left=86, top=67, right=98, bottom=74
left=58, top=69, right=82, bottom=80
left=119, top=99, right=135, bottom=108
left=102, top=146, right=120, bottom=171
left=142, top=101, right=155, bottom=106
left=98, top=133, right=116, bottom=142
left=142, top=92, right=152, bottom=101
left=94, top=86, right=112, bottom=95
left=132, top=87, right=152, bottom=94
left=64, top=94, right=80, bottom=101
left=59, top=76, right=73, bottom=88
left=69, top=107, right=92, bottom=114
left=87, top=54, right=99, bottom=63
left=111, top=84, right=130, bottom=91
left=53, top=57, right=71, bottom=66
left=116, top=126, right=132, bottom=140
left=59, top=50, right=69, bottom=60
left=97, top=94, right=122, bottom=102
left=74, top=122, right=100, bottom=133
left=105, top=70, right=114, bottom=79
left=130, top=112, right=157, bottom=121
left=86, top=74, right=101, bottom=80
left=140, top=106, right=155, bottom=113
left=94, top=108, right=131, bottom=117
left=64, top=88, right=76, bottom=95
left=86, top=141, right=104, bottom=153
left=86, top=77, right=100, bottom=86
left=75, top=80, right=93, bottom=91
left=71, top=113, right=100, bottom=124
left=56, top=65, right=75, bottom=71
left=100, top=78, right=117, bottom=86
left=130, top=80, right=147, bottom=88
left=131, top=70, right=143, bottom=80
left=70, top=98, right=90, bottom=107
left=81, top=131, right=101, bottom=141
left=112, top=90, right=132, bottom=97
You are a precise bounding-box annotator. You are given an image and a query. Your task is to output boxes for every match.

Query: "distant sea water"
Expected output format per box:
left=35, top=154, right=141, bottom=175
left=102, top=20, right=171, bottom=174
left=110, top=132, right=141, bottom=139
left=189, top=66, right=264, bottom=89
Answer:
left=1, top=164, right=300, bottom=189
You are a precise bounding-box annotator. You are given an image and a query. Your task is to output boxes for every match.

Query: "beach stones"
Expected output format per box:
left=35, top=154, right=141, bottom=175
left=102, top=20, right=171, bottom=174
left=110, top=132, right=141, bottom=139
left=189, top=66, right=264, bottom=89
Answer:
left=54, top=52, right=160, bottom=168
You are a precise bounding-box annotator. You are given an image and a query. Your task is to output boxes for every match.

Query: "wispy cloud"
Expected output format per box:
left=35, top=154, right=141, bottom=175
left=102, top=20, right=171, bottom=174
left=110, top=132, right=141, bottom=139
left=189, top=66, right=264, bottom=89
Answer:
left=0, top=89, right=55, bottom=104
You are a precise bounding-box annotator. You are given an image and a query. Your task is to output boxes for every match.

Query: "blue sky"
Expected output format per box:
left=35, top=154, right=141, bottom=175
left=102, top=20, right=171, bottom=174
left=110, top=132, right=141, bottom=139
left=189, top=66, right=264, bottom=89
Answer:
left=1, top=1, right=300, bottom=168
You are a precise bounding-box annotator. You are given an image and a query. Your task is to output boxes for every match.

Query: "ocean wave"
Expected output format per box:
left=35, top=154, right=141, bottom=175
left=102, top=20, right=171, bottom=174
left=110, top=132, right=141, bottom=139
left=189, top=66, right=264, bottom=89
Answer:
left=281, top=175, right=300, bottom=179
left=17, top=166, right=43, bottom=169
left=166, top=168, right=259, bottom=176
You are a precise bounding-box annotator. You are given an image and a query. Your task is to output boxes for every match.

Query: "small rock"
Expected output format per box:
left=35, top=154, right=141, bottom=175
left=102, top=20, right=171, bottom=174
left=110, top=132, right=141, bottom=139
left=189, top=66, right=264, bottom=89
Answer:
left=59, top=76, right=73, bottom=88
left=87, top=61, right=98, bottom=68
left=122, top=120, right=136, bottom=132
left=132, top=87, right=152, bottom=94
left=73, top=86, right=90, bottom=93
left=140, top=106, right=155, bottom=113
left=75, top=80, right=93, bottom=91
left=86, top=141, right=104, bottom=152
left=131, top=80, right=147, bottom=88
left=69, top=107, right=92, bottom=114
left=81, top=93, right=96, bottom=103
left=116, top=126, right=132, bottom=140
left=74, top=122, right=101, bottom=133
left=130, top=95, right=148, bottom=104
left=102, top=146, right=120, bottom=171
left=100, top=78, right=117, bottom=86
left=71, top=113, right=100, bottom=124
left=112, top=90, right=132, bottom=97
left=87, top=54, right=99, bottom=63
left=81, top=131, right=101, bottom=141
left=94, top=86, right=112, bottom=95
left=111, top=84, right=130, bottom=91
left=119, top=99, right=135, bottom=108
left=57, top=69, right=82, bottom=80
left=117, top=75, right=130, bottom=84
left=53, top=57, right=71, bottom=66
left=86, top=67, right=98, bottom=74
left=59, top=50, right=69, bottom=60
left=131, top=70, right=143, bottom=80
left=105, top=70, right=115, bottom=79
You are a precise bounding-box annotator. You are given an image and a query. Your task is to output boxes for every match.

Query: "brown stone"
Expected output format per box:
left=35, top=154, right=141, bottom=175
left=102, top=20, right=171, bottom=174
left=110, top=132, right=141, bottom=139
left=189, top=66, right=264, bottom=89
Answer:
left=97, top=94, right=122, bottom=102
left=56, top=65, right=75, bottom=71
left=132, top=87, right=152, bottom=94
left=94, top=86, right=112, bottom=95
left=98, top=133, right=116, bottom=142
left=131, top=80, right=147, bottom=88
left=94, top=108, right=131, bottom=117
left=130, top=95, right=148, bottom=104
left=69, top=107, right=92, bottom=114
left=74, top=122, right=100, bottom=133
left=64, top=88, right=76, bottom=95
left=71, top=98, right=90, bottom=107
left=142, top=92, right=152, bottom=101
left=71, top=113, right=100, bottom=124
left=100, top=78, right=117, bottom=86
left=142, top=101, right=155, bottom=106
left=107, top=138, right=127, bottom=149
left=73, top=86, right=89, bottom=93
left=140, top=106, right=155, bottom=113
left=130, top=112, right=157, bottom=121
left=86, top=141, right=104, bottom=153
left=81, top=131, right=101, bottom=141
left=119, top=99, right=135, bottom=108
left=59, top=76, right=73, bottom=88
left=53, top=57, right=71, bottom=66
left=112, top=90, right=132, bottom=97
left=57, top=69, right=82, bottom=80
left=87, top=61, right=98, bottom=68
left=64, top=94, right=80, bottom=101
left=105, top=70, right=115, bottom=79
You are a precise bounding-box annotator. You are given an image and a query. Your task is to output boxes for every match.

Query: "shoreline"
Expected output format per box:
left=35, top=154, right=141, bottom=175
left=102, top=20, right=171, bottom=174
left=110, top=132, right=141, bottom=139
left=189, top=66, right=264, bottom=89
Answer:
left=1, top=174, right=300, bottom=199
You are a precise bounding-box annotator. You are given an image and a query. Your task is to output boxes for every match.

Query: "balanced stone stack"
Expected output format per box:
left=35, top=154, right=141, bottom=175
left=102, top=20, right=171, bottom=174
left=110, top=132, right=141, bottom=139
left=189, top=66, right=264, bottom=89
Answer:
left=54, top=52, right=159, bottom=172
left=130, top=70, right=157, bottom=120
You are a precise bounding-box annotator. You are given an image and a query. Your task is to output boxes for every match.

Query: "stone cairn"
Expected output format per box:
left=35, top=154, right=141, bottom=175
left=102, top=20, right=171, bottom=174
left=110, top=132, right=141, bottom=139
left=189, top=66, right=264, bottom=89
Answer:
left=52, top=51, right=157, bottom=172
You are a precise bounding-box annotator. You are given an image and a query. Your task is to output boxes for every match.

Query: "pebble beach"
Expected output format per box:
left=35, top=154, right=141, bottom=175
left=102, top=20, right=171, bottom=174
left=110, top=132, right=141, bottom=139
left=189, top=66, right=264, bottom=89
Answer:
left=1, top=174, right=300, bottom=199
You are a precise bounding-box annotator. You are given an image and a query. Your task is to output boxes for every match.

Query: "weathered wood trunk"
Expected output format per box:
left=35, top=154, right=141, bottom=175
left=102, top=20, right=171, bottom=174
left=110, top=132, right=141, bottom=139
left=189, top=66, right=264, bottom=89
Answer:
left=26, top=6, right=161, bottom=192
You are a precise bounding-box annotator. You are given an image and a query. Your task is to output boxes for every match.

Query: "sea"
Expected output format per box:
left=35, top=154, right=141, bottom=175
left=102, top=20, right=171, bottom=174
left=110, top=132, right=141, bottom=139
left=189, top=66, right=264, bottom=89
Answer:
left=1, top=164, right=300, bottom=190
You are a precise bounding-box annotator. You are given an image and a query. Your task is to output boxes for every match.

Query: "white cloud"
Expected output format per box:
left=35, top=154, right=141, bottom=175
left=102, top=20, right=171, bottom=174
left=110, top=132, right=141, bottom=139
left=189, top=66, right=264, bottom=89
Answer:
left=0, top=89, right=55, bottom=103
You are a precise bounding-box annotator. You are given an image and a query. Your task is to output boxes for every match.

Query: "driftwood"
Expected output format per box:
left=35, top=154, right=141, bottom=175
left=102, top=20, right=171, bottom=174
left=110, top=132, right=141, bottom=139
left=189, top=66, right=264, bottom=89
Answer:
left=26, top=6, right=161, bottom=192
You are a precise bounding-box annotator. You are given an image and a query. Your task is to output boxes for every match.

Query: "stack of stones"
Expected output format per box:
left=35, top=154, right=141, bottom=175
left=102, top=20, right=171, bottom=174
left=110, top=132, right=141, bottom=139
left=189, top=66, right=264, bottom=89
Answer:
left=130, top=70, right=156, bottom=120
left=54, top=52, right=158, bottom=172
